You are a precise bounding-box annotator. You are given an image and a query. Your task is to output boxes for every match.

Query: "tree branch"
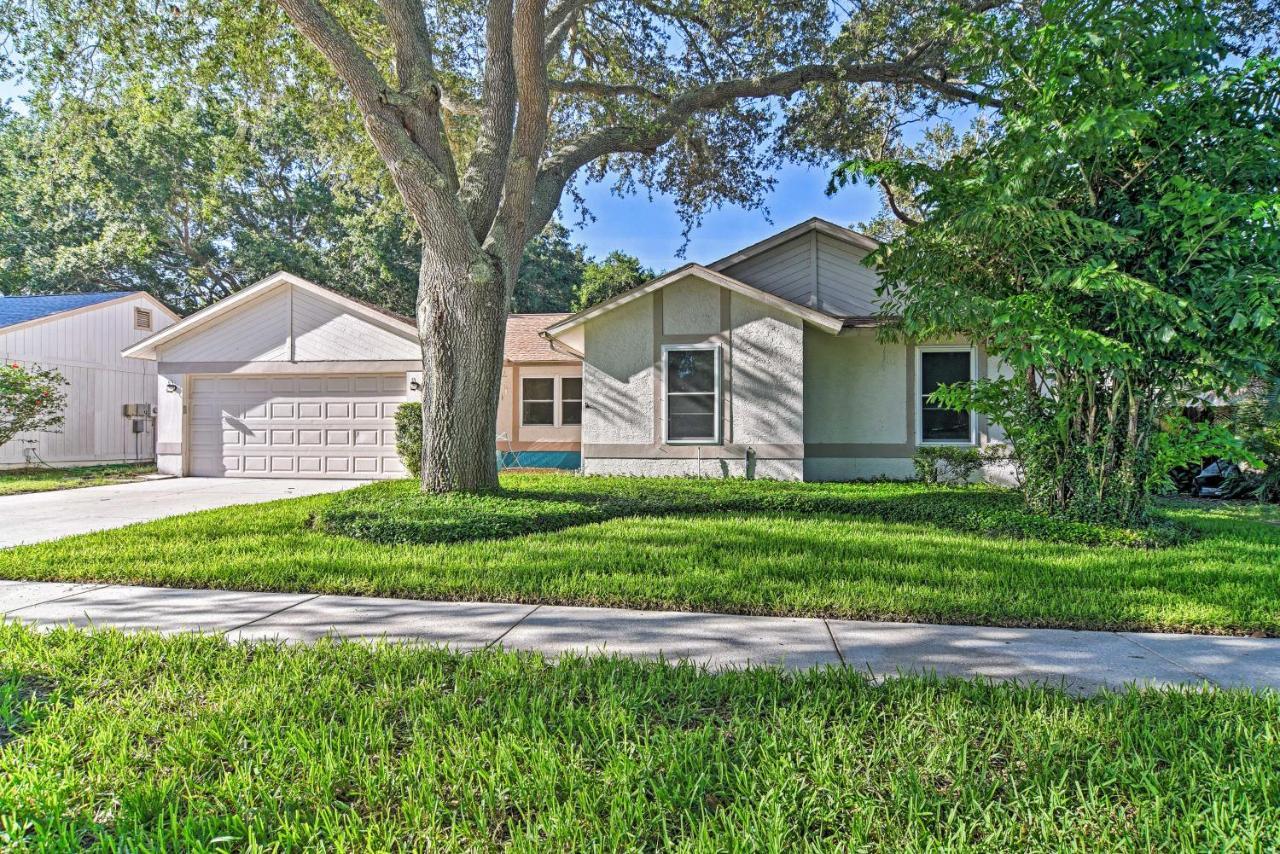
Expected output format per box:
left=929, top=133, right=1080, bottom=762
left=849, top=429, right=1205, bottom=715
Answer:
left=878, top=178, right=921, bottom=227
left=550, top=78, right=667, bottom=102
left=544, top=0, right=591, bottom=60
left=460, top=0, right=516, bottom=238
left=375, top=0, right=459, bottom=190
left=491, top=0, right=550, bottom=263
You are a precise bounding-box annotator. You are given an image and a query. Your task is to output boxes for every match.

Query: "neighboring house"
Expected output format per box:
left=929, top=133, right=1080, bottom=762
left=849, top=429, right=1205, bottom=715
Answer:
left=0, top=292, right=179, bottom=469
left=542, top=217, right=1006, bottom=480
left=122, top=273, right=583, bottom=479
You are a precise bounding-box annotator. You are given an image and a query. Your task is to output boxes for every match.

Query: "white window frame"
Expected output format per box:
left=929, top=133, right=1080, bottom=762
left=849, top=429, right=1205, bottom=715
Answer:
left=560, top=376, right=582, bottom=426
left=661, top=344, right=722, bottom=445
left=518, top=375, right=583, bottom=428
left=916, top=345, right=977, bottom=446
left=519, top=375, right=558, bottom=428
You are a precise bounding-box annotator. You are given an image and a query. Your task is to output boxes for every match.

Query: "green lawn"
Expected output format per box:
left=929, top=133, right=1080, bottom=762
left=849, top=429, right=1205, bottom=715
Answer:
left=0, top=463, right=156, bottom=496
left=1, top=474, right=1277, bottom=635
left=0, top=625, right=1276, bottom=850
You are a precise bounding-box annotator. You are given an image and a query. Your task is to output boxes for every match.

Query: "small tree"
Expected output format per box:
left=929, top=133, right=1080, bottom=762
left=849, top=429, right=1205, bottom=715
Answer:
left=572, top=251, right=653, bottom=311
left=849, top=1, right=1280, bottom=524
left=0, top=362, right=69, bottom=448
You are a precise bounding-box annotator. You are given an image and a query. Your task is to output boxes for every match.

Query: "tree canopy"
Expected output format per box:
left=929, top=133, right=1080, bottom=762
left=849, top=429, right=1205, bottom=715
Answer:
left=848, top=0, right=1280, bottom=522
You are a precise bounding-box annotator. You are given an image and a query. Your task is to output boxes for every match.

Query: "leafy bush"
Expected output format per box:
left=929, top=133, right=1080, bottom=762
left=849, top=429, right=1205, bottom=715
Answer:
left=0, top=362, right=68, bottom=448
left=913, top=446, right=983, bottom=485
left=317, top=476, right=1188, bottom=549
left=394, top=402, right=423, bottom=479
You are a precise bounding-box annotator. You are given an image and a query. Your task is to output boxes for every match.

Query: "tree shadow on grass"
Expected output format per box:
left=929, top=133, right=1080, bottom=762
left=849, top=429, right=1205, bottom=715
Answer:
left=314, top=478, right=1194, bottom=549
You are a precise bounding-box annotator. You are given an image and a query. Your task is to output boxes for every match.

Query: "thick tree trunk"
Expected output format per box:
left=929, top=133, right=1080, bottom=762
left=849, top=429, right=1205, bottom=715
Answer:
left=416, top=241, right=509, bottom=493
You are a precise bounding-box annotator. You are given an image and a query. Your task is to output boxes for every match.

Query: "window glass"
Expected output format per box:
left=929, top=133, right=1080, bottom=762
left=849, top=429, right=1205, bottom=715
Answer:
left=920, top=351, right=972, bottom=442
left=561, top=377, right=582, bottom=426
left=666, top=349, right=718, bottom=441
left=522, top=377, right=555, bottom=426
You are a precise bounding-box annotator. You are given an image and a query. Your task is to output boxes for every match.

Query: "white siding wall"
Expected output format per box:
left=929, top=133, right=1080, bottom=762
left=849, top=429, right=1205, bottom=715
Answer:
left=159, top=287, right=291, bottom=363
left=0, top=296, right=174, bottom=467
left=292, top=286, right=419, bottom=361
left=580, top=280, right=804, bottom=480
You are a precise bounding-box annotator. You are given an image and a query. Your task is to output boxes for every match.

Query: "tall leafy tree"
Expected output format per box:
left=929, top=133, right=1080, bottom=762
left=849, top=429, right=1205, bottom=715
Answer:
left=512, top=222, right=585, bottom=312
left=846, top=0, right=1280, bottom=523
left=572, top=250, right=651, bottom=310
left=0, top=88, right=421, bottom=312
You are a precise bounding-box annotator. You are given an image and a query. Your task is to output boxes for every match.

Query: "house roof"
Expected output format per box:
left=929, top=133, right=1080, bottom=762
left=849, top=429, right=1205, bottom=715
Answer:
left=707, top=217, right=880, bottom=272
left=541, top=218, right=885, bottom=345
left=542, top=263, right=848, bottom=341
left=0, top=292, right=160, bottom=330
left=506, top=313, right=574, bottom=363
left=122, top=271, right=420, bottom=361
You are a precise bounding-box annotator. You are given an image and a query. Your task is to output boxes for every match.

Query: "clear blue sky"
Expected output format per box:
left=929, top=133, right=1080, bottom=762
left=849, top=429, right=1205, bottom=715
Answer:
left=563, top=162, right=881, bottom=273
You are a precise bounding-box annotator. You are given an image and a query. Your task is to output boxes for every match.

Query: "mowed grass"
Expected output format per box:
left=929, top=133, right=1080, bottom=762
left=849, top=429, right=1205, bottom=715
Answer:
left=1, top=474, right=1277, bottom=635
left=0, top=625, right=1277, bottom=850
left=0, top=463, right=155, bottom=496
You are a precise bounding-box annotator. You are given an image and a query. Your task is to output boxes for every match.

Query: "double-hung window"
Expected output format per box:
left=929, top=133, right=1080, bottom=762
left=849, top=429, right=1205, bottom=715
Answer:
left=521, top=377, right=556, bottom=426
left=917, top=348, right=975, bottom=444
left=520, top=376, right=583, bottom=427
left=664, top=346, right=720, bottom=443
left=561, top=377, right=582, bottom=426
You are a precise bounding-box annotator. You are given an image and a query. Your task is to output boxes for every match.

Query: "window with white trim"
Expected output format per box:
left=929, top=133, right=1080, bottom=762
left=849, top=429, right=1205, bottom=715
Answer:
left=918, top=348, right=974, bottom=443
left=664, top=346, right=720, bottom=443
left=521, top=377, right=556, bottom=426
left=561, top=377, right=582, bottom=426
left=134, top=307, right=153, bottom=331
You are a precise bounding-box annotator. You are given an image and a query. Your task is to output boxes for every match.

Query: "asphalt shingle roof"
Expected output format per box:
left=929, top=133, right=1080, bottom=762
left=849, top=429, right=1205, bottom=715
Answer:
left=506, top=312, right=573, bottom=363
left=0, top=292, right=136, bottom=329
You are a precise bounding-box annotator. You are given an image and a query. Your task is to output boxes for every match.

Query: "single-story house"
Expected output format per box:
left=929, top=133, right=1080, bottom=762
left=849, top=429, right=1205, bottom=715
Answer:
left=122, top=273, right=583, bottom=478
left=542, top=217, right=1005, bottom=480
left=122, top=217, right=1004, bottom=482
left=1, top=291, right=178, bottom=469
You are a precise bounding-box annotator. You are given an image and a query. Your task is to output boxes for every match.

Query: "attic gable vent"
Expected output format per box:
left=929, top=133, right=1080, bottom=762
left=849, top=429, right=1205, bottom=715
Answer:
left=134, top=307, right=153, bottom=331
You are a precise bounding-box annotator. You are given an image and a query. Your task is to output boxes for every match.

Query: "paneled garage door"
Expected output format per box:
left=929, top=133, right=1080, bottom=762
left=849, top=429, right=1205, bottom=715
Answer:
left=189, top=374, right=408, bottom=478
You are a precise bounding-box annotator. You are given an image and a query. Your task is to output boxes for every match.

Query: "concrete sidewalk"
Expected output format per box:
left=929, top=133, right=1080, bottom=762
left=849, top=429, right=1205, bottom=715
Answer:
left=2, top=579, right=1277, bottom=694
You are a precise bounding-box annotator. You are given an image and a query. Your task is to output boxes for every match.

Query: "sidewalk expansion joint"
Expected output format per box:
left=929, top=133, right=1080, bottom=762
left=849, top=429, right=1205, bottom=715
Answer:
left=1113, top=631, right=1221, bottom=688
left=822, top=619, right=847, bottom=668
left=224, top=593, right=322, bottom=636
left=486, top=604, right=542, bottom=650
left=3, top=583, right=115, bottom=616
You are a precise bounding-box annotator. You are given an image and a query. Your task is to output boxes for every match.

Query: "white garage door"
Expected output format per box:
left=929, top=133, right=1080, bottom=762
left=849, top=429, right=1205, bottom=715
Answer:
left=189, top=374, right=408, bottom=478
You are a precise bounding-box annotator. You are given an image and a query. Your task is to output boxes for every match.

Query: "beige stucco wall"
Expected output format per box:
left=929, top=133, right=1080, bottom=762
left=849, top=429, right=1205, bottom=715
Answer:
left=804, top=328, right=910, bottom=446
left=582, top=293, right=656, bottom=446
left=580, top=277, right=804, bottom=480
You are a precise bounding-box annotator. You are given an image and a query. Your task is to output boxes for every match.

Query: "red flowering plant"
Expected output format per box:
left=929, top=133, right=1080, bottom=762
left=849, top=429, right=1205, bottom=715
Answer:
left=1, top=362, right=69, bottom=448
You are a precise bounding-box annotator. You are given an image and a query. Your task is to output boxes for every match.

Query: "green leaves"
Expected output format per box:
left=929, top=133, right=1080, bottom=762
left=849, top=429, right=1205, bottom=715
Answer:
left=847, top=0, right=1280, bottom=522
left=0, top=362, right=69, bottom=448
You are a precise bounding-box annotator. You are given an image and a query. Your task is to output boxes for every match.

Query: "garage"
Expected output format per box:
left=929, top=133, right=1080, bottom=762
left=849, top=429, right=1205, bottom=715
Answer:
left=189, top=374, right=408, bottom=478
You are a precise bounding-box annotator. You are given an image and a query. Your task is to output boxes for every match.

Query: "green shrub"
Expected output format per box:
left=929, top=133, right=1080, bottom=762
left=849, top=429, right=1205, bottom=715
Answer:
left=913, top=446, right=985, bottom=485
left=395, top=402, right=423, bottom=479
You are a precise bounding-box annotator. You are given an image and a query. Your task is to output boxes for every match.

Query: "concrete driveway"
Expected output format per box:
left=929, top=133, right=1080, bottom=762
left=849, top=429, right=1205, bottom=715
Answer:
left=0, top=477, right=365, bottom=548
